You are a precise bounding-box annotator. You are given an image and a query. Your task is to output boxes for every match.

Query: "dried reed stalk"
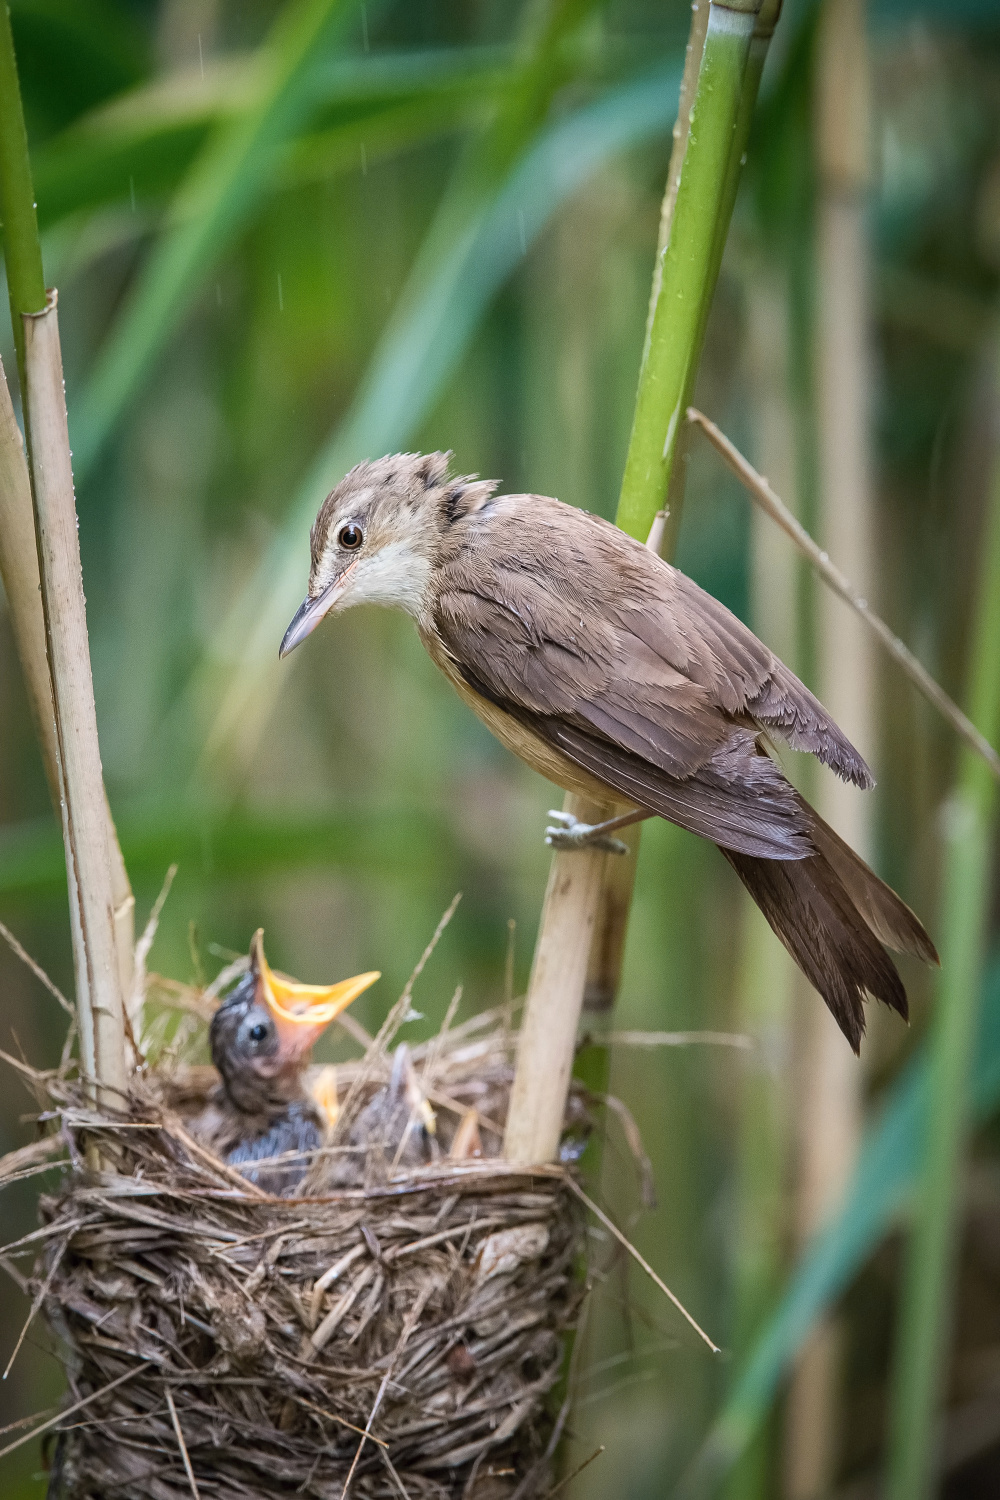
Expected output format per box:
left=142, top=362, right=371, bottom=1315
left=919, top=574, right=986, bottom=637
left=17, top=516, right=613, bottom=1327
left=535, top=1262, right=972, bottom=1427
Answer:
left=23, top=294, right=126, bottom=1097
left=687, top=408, right=1000, bottom=779
left=785, top=5, right=871, bottom=1488
left=0, top=10, right=133, bottom=1062
left=504, top=795, right=610, bottom=1164
left=0, top=356, right=135, bottom=1004
left=0, top=355, right=59, bottom=790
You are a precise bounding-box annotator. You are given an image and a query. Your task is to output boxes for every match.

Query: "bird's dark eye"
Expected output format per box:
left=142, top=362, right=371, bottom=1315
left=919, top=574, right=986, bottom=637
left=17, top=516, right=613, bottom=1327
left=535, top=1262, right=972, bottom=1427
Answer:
left=248, top=1022, right=269, bottom=1043
left=338, top=522, right=363, bottom=550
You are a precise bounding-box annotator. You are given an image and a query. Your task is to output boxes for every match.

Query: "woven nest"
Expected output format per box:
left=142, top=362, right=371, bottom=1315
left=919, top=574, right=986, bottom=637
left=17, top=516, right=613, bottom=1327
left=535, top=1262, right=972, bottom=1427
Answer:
left=3, top=984, right=599, bottom=1500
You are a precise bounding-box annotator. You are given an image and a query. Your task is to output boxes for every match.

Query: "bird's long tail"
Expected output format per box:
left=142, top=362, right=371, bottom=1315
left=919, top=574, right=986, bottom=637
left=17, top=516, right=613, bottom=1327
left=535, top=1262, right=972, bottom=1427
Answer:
left=720, top=801, right=938, bottom=1053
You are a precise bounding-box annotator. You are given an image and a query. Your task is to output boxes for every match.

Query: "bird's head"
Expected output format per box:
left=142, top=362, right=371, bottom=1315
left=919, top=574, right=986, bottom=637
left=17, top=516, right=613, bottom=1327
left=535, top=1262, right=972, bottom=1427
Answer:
left=210, top=930, right=379, bottom=1114
left=279, top=451, right=497, bottom=657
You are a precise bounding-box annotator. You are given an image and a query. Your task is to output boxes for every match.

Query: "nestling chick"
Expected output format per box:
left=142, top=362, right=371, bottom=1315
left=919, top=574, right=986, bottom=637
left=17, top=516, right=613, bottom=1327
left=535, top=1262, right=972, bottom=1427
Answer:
left=329, top=1043, right=437, bottom=1187
left=280, top=451, right=939, bottom=1052
left=192, top=930, right=379, bottom=1193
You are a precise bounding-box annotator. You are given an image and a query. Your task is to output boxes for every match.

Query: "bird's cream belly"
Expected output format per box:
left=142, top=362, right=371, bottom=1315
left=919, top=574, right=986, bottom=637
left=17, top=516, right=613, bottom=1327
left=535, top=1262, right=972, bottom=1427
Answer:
left=420, top=627, right=632, bottom=814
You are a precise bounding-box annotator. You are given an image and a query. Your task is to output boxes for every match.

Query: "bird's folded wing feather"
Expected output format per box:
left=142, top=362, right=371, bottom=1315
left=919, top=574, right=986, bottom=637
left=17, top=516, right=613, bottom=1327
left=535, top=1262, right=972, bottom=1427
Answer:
left=439, top=494, right=870, bottom=779
left=431, top=514, right=803, bottom=856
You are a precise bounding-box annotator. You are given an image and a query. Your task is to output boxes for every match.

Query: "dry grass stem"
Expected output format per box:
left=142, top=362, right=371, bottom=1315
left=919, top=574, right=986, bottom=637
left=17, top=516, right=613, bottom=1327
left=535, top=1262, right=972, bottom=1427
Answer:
left=600, top=1030, right=752, bottom=1049
left=0, top=916, right=74, bottom=1016
left=687, top=406, right=1000, bottom=779
left=166, top=1388, right=203, bottom=1500
left=130, top=863, right=178, bottom=1033
left=564, top=1178, right=719, bottom=1354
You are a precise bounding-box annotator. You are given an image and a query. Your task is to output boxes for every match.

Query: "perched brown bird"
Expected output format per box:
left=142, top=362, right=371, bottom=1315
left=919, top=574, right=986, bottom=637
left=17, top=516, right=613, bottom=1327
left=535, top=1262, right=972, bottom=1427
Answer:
left=280, top=453, right=938, bottom=1051
left=193, top=930, right=379, bottom=1191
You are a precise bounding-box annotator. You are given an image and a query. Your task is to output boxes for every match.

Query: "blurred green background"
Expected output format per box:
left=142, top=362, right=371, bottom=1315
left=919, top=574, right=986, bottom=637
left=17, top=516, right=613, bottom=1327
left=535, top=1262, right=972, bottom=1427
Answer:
left=2, top=0, right=1000, bottom=1495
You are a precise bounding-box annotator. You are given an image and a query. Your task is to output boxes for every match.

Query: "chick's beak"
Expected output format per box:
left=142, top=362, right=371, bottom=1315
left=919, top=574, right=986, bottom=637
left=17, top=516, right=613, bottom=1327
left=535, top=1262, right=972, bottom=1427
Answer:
left=279, top=564, right=357, bottom=659
left=250, top=929, right=379, bottom=1060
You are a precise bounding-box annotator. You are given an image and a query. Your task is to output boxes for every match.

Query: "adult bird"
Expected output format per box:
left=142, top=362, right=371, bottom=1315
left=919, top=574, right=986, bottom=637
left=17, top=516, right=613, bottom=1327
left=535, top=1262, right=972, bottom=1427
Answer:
left=193, top=930, right=379, bottom=1192
left=279, top=452, right=938, bottom=1052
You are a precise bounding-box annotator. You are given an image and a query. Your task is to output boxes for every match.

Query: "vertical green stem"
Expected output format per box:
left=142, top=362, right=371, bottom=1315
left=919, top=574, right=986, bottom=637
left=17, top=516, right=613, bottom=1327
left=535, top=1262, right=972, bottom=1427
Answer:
left=0, top=4, right=45, bottom=393
left=661, top=0, right=784, bottom=558
left=616, top=0, right=761, bottom=546
left=885, top=376, right=1000, bottom=1500
left=704, top=1, right=783, bottom=341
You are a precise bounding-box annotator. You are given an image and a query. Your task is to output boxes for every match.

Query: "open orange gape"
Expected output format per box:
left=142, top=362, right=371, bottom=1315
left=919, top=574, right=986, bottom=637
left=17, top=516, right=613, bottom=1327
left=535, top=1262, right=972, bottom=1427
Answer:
left=252, top=928, right=381, bottom=1052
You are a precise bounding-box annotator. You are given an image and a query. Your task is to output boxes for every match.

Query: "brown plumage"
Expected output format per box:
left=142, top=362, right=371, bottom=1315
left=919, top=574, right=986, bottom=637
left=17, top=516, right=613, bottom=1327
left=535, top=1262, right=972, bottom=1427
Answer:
left=280, top=452, right=938, bottom=1052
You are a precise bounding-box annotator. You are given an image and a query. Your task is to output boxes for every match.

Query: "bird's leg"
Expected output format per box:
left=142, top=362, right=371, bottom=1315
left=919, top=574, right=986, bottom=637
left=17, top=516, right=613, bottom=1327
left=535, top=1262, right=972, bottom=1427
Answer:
left=545, top=807, right=652, bottom=855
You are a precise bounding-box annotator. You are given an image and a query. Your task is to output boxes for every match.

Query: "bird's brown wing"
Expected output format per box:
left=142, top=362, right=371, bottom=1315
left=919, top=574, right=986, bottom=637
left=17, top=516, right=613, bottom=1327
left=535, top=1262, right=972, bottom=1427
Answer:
left=433, top=576, right=813, bottom=860
left=656, top=566, right=873, bottom=787
left=439, top=494, right=871, bottom=783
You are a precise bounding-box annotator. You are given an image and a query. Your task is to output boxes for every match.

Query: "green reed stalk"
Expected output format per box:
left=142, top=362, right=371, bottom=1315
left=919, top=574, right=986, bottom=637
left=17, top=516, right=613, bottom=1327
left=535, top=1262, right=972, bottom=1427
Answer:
left=0, top=4, right=46, bottom=391
left=616, top=0, right=762, bottom=548
left=885, top=371, right=1000, bottom=1500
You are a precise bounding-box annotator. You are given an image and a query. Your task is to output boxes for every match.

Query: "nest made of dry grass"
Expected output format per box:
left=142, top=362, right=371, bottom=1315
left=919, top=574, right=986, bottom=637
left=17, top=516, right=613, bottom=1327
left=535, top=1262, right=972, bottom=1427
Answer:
left=2, top=1000, right=594, bottom=1500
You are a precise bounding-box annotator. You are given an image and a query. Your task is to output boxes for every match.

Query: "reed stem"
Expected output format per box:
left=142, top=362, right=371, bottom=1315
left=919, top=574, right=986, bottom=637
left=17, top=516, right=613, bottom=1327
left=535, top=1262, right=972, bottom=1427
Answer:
left=786, top=5, right=872, bottom=1486
left=506, top=0, right=767, bottom=1164
left=24, top=297, right=127, bottom=1097
left=0, top=3, right=45, bottom=393
left=884, top=356, right=1000, bottom=1500
left=0, top=15, right=131, bottom=1089
left=616, top=0, right=761, bottom=547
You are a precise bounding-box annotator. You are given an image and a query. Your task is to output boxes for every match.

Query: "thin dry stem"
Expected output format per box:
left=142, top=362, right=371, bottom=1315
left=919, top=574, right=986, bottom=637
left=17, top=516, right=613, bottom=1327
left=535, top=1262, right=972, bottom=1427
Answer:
left=0, top=916, right=73, bottom=1016
left=333, top=893, right=461, bottom=1141
left=564, top=1178, right=719, bottom=1354
left=0, top=1363, right=146, bottom=1462
left=687, top=407, right=1000, bottom=779
left=166, top=1388, right=203, bottom=1500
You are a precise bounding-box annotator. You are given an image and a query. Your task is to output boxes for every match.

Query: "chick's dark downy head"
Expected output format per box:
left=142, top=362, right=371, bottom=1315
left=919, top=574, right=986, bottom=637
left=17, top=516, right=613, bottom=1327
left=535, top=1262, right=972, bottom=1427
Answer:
left=210, top=970, right=289, bottom=1114
left=210, top=930, right=380, bottom=1116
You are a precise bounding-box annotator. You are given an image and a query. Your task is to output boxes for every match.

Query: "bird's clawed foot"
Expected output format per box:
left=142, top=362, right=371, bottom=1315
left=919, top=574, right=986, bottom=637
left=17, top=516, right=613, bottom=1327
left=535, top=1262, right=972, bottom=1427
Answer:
left=544, top=810, right=629, bottom=855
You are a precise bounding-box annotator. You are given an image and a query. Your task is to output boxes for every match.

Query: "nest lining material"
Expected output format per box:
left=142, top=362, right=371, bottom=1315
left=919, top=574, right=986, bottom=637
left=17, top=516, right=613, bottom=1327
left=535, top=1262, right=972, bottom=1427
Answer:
left=4, top=1014, right=592, bottom=1500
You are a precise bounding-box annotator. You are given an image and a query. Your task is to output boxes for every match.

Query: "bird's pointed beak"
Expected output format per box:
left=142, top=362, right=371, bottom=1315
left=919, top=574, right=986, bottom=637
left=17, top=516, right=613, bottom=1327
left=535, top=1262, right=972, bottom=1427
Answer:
left=279, top=567, right=356, bottom=659
left=250, top=929, right=380, bottom=1060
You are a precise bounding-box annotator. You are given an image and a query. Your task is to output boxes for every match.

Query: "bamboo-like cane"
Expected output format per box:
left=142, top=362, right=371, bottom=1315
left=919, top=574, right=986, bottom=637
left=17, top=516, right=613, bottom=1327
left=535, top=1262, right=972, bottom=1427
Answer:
left=0, top=358, right=58, bottom=791
left=0, top=6, right=133, bottom=1065
left=504, top=0, right=768, bottom=1165
left=784, top=8, right=871, bottom=1484
left=578, top=3, right=712, bottom=1022
left=503, top=796, right=611, bottom=1163
left=23, top=294, right=126, bottom=1098
left=724, top=275, right=801, bottom=1500
left=582, top=0, right=785, bottom=1022
left=0, top=358, right=135, bottom=1008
